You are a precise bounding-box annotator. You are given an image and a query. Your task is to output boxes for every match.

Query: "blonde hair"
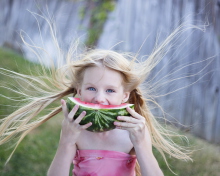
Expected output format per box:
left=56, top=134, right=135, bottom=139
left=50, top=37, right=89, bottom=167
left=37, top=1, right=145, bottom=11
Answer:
left=0, top=23, right=202, bottom=175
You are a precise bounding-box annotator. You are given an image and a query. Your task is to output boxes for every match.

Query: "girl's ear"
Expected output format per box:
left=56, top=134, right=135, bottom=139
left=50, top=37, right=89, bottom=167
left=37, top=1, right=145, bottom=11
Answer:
left=77, top=88, right=81, bottom=97
left=122, top=92, right=130, bottom=103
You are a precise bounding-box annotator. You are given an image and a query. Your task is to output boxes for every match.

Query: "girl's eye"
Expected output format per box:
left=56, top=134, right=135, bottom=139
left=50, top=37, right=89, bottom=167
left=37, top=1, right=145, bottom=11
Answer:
left=106, top=89, right=115, bottom=93
left=88, top=87, right=96, bottom=91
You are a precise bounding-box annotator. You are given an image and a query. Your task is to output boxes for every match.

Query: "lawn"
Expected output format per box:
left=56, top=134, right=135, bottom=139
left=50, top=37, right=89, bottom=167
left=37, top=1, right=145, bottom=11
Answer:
left=0, top=48, right=220, bottom=176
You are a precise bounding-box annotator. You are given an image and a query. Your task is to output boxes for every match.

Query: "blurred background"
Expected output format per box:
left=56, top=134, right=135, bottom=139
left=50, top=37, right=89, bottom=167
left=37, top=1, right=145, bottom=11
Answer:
left=0, top=0, right=220, bottom=175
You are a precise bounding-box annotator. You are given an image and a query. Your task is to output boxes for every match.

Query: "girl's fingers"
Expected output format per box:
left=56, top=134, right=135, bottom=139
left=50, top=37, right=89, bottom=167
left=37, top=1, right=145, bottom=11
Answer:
left=68, top=104, right=79, bottom=121
left=74, top=111, right=86, bottom=124
left=81, top=122, right=93, bottom=130
left=74, top=111, right=92, bottom=130
left=74, top=111, right=92, bottom=129
left=117, top=116, right=139, bottom=123
left=126, top=107, right=143, bottom=119
left=114, top=121, right=136, bottom=128
left=61, top=99, right=68, bottom=118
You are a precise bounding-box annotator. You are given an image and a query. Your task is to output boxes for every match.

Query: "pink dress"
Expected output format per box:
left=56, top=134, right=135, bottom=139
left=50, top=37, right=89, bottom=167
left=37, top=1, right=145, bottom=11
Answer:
left=72, top=150, right=136, bottom=176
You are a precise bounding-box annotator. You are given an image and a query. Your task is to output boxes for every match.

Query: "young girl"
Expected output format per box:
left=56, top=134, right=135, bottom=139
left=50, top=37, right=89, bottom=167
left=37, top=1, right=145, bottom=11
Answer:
left=0, top=27, right=193, bottom=176
left=47, top=50, right=164, bottom=176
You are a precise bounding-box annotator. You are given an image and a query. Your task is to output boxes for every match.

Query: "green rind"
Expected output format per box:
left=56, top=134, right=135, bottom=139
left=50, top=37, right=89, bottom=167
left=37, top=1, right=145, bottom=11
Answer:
left=66, top=97, right=134, bottom=132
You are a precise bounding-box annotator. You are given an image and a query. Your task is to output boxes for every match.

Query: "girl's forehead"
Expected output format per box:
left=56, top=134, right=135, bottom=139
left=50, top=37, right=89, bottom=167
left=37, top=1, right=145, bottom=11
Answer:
left=82, top=66, right=123, bottom=86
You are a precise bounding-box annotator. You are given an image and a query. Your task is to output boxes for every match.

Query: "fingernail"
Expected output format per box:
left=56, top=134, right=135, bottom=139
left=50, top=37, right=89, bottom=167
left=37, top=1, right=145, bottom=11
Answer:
left=117, top=116, right=121, bottom=120
left=61, top=99, right=64, bottom=105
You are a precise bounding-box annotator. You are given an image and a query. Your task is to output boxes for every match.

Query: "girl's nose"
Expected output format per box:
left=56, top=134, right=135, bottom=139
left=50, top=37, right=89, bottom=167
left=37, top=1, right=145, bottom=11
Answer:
left=94, top=92, right=106, bottom=105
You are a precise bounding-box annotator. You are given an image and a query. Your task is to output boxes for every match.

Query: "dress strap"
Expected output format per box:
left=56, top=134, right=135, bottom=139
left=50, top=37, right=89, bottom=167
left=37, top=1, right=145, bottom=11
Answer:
left=76, top=149, right=136, bottom=158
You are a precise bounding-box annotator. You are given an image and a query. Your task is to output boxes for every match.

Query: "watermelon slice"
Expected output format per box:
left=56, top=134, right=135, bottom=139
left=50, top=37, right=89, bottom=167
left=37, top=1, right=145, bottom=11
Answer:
left=66, top=97, right=134, bottom=132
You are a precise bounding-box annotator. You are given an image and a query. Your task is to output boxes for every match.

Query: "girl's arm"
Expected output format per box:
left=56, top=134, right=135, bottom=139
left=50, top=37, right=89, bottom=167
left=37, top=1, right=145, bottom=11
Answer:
left=47, top=100, right=92, bottom=176
left=47, top=143, right=77, bottom=176
left=114, top=107, right=164, bottom=176
left=133, top=129, right=164, bottom=176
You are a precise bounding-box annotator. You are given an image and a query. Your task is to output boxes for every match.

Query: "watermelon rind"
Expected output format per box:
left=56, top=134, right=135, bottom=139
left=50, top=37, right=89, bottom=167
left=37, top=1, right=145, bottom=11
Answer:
left=66, top=97, right=134, bottom=132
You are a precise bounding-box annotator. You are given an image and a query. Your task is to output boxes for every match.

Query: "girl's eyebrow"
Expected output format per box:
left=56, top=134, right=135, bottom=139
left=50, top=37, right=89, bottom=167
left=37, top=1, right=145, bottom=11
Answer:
left=84, top=83, right=119, bottom=89
left=84, top=83, right=94, bottom=86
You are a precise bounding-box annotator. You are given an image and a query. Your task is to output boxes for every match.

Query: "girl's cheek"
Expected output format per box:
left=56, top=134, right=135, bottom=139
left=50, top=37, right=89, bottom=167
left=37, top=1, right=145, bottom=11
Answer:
left=110, top=98, right=122, bottom=105
left=82, top=93, right=94, bottom=102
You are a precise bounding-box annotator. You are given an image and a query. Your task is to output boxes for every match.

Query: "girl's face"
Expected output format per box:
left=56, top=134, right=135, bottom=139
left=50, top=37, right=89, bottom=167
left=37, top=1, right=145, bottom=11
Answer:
left=77, top=66, right=130, bottom=105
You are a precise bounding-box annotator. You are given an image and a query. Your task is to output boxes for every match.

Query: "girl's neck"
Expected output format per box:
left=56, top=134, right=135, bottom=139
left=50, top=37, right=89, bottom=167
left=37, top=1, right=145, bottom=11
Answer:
left=94, top=131, right=111, bottom=138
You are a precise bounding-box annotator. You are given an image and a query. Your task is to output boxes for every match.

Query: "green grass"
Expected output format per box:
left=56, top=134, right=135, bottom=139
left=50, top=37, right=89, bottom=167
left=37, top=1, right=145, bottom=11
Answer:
left=0, top=48, right=63, bottom=176
left=0, top=48, right=220, bottom=176
left=0, top=117, right=61, bottom=176
left=155, top=127, right=220, bottom=176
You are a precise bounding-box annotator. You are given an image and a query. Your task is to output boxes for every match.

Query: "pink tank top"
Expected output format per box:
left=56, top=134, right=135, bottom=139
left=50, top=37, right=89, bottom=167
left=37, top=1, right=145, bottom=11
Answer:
left=72, top=150, right=136, bottom=176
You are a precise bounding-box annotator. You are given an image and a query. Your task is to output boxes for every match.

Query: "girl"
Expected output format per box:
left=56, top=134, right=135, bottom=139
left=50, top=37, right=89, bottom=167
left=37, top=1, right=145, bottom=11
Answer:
left=0, top=26, right=193, bottom=176
left=47, top=50, right=164, bottom=176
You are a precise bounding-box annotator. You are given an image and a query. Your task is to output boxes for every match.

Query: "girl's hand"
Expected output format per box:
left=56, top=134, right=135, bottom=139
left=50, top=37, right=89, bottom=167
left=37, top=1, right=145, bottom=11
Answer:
left=114, top=107, right=151, bottom=148
left=59, top=99, right=92, bottom=146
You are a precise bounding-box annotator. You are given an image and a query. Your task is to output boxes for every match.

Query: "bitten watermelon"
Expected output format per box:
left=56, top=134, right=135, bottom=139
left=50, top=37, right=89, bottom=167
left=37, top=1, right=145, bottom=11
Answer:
left=66, top=97, right=134, bottom=132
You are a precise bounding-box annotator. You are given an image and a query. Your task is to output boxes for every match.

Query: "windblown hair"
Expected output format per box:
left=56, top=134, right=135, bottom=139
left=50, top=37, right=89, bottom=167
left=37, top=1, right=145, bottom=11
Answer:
left=0, top=22, right=203, bottom=175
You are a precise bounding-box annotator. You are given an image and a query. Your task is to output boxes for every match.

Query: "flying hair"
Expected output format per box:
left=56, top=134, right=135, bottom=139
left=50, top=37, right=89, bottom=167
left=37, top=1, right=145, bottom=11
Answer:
left=0, top=14, right=211, bottom=175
